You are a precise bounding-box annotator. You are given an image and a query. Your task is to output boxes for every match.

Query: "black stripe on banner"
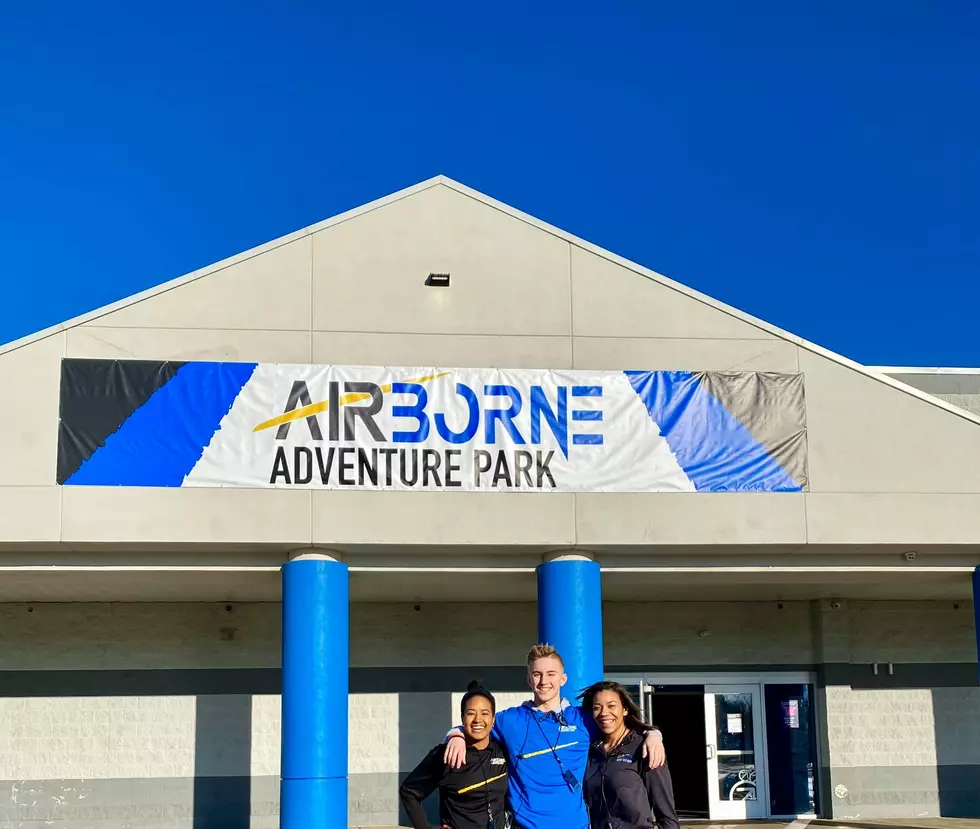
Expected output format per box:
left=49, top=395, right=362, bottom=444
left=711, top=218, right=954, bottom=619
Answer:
left=56, top=358, right=186, bottom=484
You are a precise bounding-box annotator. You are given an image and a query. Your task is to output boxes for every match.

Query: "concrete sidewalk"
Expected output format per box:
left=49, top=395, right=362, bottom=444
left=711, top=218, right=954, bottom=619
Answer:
left=368, top=822, right=980, bottom=829
left=705, top=821, right=980, bottom=828
left=677, top=821, right=980, bottom=829
left=816, top=821, right=980, bottom=829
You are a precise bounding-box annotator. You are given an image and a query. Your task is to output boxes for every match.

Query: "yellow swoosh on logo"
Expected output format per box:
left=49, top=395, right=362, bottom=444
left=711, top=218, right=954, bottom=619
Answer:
left=457, top=772, right=508, bottom=794
left=519, top=741, right=579, bottom=760
left=252, top=372, right=450, bottom=433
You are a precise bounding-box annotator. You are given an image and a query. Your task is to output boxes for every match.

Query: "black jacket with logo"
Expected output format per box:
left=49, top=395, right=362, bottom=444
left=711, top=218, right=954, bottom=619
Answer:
left=399, top=739, right=508, bottom=829
left=583, top=730, right=680, bottom=829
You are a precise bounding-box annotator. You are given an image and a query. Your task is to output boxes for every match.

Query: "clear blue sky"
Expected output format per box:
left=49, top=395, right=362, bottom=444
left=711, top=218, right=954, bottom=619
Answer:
left=2, top=2, right=977, bottom=364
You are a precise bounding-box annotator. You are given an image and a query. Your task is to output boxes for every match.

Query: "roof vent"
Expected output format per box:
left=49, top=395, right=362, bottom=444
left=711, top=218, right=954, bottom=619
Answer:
left=425, top=272, right=451, bottom=287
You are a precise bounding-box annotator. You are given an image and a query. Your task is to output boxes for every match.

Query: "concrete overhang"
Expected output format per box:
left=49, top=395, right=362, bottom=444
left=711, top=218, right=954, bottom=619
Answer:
left=0, top=562, right=974, bottom=603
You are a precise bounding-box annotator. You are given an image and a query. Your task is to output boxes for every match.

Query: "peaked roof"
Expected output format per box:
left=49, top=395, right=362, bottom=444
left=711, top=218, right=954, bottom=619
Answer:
left=3, top=175, right=979, bottom=428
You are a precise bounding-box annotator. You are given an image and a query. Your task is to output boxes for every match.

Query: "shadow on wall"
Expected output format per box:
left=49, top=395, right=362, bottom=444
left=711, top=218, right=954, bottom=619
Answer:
left=933, top=683, right=980, bottom=818
left=398, top=692, right=453, bottom=827
left=194, top=695, right=253, bottom=828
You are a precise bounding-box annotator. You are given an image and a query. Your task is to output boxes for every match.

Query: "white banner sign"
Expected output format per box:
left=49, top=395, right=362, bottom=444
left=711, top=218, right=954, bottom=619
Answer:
left=189, top=365, right=693, bottom=492
left=58, top=361, right=808, bottom=492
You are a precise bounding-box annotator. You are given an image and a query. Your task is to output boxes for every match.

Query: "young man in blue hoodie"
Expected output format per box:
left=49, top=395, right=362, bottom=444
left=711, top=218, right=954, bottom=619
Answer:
left=445, top=644, right=666, bottom=829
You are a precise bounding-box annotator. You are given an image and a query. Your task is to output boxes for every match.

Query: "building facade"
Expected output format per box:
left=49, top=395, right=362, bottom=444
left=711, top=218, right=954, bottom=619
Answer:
left=1, top=176, right=978, bottom=828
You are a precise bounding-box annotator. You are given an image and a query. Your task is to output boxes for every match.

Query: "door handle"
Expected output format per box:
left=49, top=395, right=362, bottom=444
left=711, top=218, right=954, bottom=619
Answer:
left=706, top=744, right=716, bottom=760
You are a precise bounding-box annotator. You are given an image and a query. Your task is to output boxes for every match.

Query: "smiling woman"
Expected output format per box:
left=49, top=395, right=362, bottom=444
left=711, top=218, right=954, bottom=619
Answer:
left=581, top=682, right=680, bottom=829
left=399, top=681, right=509, bottom=829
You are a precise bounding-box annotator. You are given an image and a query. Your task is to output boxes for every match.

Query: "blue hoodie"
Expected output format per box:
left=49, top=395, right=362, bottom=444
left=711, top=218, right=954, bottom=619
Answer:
left=456, top=699, right=598, bottom=829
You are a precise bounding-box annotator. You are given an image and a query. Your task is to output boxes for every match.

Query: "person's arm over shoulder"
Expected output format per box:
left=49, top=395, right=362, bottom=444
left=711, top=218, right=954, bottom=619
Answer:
left=571, top=702, right=665, bottom=768
left=447, top=704, right=516, bottom=740
left=399, top=744, right=445, bottom=829
left=573, top=702, right=601, bottom=742
left=445, top=704, right=518, bottom=768
left=641, top=726, right=666, bottom=768
left=570, top=701, right=641, bottom=741
left=489, top=703, right=516, bottom=744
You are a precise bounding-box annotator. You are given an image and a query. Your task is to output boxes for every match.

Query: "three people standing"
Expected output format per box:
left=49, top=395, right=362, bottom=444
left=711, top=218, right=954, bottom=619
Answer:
left=400, top=644, right=678, bottom=829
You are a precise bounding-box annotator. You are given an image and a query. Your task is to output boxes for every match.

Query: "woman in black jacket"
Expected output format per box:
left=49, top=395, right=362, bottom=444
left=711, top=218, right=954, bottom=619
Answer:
left=400, top=681, right=508, bottom=829
left=581, top=681, right=680, bottom=829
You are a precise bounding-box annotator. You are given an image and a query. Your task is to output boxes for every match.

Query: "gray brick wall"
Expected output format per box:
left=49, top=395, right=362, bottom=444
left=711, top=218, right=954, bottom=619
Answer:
left=1, top=598, right=977, bottom=824
left=814, top=599, right=980, bottom=818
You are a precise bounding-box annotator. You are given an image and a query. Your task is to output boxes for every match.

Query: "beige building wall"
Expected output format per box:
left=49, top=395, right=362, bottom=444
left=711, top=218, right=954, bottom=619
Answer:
left=0, top=601, right=822, bottom=674
left=1, top=178, right=978, bottom=825
left=1, top=598, right=977, bottom=826
left=4, top=180, right=980, bottom=551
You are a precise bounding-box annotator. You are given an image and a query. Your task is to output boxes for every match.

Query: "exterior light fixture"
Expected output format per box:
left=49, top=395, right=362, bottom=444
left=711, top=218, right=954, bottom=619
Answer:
left=425, top=273, right=451, bottom=287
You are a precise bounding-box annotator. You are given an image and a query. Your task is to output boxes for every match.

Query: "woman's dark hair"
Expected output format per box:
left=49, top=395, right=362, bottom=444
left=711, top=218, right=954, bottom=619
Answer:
left=461, top=680, right=496, bottom=717
left=579, top=681, right=649, bottom=733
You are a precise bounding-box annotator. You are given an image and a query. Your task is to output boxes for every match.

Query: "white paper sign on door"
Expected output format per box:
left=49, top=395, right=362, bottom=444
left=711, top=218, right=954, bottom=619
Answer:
left=727, top=713, right=743, bottom=733
left=782, top=699, right=800, bottom=728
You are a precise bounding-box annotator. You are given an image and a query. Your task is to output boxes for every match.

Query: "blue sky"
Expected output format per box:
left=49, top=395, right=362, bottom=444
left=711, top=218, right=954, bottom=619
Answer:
left=2, top=2, right=977, bottom=364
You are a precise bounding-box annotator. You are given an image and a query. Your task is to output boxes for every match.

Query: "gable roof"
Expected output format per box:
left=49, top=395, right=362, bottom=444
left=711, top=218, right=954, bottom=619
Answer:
left=3, top=175, right=979, bottom=429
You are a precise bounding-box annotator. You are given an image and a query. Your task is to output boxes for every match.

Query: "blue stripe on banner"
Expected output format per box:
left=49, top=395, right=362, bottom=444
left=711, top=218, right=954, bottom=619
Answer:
left=65, top=362, right=258, bottom=487
left=624, top=370, right=802, bottom=492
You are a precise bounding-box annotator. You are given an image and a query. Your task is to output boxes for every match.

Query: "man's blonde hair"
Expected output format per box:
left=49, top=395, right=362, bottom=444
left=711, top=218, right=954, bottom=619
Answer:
left=526, top=643, right=565, bottom=669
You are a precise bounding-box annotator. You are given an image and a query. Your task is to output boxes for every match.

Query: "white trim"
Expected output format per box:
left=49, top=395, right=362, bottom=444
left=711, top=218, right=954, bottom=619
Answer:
left=436, top=178, right=980, bottom=429
left=0, top=176, right=447, bottom=358
left=0, top=565, right=282, bottom=572
left=604, top=565, right=976, bottom=574
left=869, top=366, right=980, bottom=375
left=4, top=175, right=980, bottom=430
left=0, top=564, right=973, bottom=575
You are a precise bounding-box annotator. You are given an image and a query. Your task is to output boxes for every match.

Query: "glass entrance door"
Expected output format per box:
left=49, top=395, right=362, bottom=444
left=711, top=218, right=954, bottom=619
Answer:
left=704, top=684, right=768, bottom=820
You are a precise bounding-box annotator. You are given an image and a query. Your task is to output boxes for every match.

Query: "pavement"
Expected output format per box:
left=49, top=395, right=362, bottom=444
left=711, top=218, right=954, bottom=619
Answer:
left=674, top=822, right=980, bottom=829
left=670, top=822, right=980, bottom=829
left=368, top=821, right=980, bottom=829
left=814, top=822, right=980, bottom=829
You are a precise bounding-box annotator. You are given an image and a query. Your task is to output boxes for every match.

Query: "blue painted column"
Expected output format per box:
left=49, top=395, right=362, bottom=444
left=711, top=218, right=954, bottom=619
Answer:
left=536, top=553, right=604, bottom=703
left=281, top=553, right=349, bottom=829
left=974, top=567, right=980, bottom=686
